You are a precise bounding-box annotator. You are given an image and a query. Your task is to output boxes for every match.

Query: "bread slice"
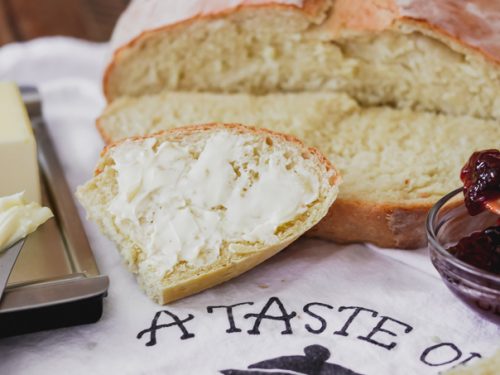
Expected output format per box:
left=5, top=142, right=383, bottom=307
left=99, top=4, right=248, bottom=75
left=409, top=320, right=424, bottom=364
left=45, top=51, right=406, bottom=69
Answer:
left=77, top=123, right=339, bottom=304
left=97, top=91, right=500, bottom=249
left=105, top=0, right=500, bottom=120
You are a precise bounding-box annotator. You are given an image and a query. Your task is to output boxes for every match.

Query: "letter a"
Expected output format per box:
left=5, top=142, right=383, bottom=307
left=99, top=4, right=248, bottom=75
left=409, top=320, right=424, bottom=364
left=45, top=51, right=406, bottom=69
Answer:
left=245, top=297, right=297, bottom=335
left=137, top=310, right=195, bottom=346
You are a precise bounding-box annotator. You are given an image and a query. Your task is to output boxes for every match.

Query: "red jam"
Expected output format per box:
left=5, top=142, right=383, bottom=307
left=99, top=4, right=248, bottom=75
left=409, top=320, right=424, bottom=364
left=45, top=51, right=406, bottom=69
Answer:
left=447, top=150, right=500, bottom=275
left=437, top=150, right=500, bottom=323
left=460, top=149, right=500, bottom=216
left=447, top=226, right=500, bottom=275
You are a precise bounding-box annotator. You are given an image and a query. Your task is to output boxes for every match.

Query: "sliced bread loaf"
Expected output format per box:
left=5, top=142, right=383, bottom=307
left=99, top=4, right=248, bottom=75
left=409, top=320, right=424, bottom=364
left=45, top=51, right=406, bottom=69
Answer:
left=97, top=92, right=500, bottom=249
left=105, top=0, right=500, bottom=119
left=77, top=124, right=339, bottom=303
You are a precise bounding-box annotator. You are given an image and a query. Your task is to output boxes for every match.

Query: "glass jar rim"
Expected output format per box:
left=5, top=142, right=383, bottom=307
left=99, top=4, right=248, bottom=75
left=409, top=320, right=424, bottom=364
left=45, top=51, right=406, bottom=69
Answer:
left=426, top=187, right=500, bottom=283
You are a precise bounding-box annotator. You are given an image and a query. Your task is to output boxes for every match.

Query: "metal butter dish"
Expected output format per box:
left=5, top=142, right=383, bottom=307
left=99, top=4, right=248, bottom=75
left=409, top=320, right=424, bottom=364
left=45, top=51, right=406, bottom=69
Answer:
left=0, top=87, right=109, bottom=337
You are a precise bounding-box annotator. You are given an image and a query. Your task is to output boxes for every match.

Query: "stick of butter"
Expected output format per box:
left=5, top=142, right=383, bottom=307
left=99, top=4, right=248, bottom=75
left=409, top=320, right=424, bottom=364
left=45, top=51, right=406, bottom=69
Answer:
left=0, top=82, right=41, bottom=204
left=0, top=192, right=53, bottom=252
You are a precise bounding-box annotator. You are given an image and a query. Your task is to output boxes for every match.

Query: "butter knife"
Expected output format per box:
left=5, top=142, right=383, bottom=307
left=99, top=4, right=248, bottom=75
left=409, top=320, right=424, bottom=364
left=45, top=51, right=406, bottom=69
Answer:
left=0, top=239, right=25, bottom=301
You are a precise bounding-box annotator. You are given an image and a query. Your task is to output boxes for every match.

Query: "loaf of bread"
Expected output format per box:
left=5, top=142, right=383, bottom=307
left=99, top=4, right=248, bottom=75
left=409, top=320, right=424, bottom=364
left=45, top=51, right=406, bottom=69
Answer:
left=97, top=92, right=500, bottom=248
left=77, top=124, right=339, bottom=303
left=105, top=0, right=500, bottom=120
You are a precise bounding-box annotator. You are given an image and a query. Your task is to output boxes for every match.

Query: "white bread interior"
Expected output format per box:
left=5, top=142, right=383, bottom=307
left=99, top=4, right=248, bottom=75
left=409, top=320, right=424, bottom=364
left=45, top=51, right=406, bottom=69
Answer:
left=98, top=92, right=500, bottom=204
left=77, top=124, right=339, bottom=303
left=105, top=6, right=500, bottom=120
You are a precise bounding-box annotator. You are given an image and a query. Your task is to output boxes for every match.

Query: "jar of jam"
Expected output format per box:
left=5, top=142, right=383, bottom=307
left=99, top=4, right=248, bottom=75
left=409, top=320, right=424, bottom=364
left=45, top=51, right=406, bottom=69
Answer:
left=427, top=149, right=500, bottom=324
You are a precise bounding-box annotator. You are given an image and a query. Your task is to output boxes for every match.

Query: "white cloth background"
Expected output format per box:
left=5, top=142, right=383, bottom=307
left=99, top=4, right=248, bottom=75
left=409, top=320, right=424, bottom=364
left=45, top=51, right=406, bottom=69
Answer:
left=0, top=38, right=498, bottom=375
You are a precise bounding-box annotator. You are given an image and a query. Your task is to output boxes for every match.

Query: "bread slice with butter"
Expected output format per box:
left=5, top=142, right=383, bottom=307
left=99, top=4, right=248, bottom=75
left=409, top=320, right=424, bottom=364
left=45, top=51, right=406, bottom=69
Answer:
left=77, top=123, right=339, bottom=304
left=96, top=91, right=500, bottom=249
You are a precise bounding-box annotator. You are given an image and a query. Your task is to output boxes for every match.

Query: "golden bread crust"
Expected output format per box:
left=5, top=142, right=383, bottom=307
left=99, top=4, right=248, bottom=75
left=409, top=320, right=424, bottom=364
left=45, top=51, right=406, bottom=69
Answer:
left=309, top=198, right=429, bottom=249
left=157, top=236, right=297, bottom=303
left=329, top=0, right=500, bottom=65
left=109, top=0, right=328, bottom=48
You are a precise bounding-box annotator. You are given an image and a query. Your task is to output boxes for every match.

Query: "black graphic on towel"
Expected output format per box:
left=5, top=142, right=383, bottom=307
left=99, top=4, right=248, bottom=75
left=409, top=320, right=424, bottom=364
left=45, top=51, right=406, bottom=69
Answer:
left=220, top=344, right=363, bottom=375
